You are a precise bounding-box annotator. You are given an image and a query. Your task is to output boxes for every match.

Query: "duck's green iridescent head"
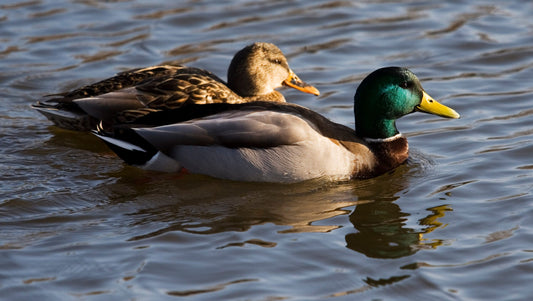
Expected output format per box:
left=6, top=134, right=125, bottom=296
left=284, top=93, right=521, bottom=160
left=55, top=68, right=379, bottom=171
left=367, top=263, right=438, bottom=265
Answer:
left=354, top=67, right=459, bottom=139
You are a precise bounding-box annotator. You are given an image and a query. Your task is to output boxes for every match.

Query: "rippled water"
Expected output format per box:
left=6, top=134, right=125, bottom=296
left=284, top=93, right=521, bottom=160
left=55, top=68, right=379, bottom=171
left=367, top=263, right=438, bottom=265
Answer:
left=2, top=0, right=533, bottom=300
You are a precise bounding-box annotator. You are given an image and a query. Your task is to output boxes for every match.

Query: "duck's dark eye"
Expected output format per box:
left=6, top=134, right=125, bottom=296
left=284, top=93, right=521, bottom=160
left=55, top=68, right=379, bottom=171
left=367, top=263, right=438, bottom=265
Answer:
left=399, top=81, right=409, bottom=89
left=273, top=59, right=282, bottom=65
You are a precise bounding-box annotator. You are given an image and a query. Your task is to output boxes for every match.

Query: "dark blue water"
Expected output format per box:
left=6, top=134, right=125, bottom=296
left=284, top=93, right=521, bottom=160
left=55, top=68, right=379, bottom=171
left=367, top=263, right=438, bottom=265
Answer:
left=1, top=1, right=533, bottom=300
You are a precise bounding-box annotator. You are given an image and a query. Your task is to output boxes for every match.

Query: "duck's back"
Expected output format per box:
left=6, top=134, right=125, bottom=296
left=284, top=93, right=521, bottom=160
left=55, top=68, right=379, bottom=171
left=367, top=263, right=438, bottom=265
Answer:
left=48, top=65, right=224, bottom=103
left=32, top=65, right=239, bottom=130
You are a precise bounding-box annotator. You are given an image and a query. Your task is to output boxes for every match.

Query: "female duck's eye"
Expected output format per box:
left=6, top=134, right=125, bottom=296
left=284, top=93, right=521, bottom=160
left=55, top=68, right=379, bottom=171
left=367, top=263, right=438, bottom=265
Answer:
left=274, top=59, right=282, bottom=64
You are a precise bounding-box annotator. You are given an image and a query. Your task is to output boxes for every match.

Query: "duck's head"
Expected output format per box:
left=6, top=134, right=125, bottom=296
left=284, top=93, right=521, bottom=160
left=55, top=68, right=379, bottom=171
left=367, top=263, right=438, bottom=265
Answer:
left=227, top=42, right=319, bottom=98
left=354, top=67, right=459, bottom=139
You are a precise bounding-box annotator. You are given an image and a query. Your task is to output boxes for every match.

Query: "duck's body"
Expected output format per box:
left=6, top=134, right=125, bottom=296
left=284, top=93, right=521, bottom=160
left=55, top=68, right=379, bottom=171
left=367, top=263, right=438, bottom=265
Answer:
left=94, top=67, right=460, bottom=183
left=96, top=102, right=381, bottom=182
left=32, top=43, right=319, bottom=131
left=32, top=65, right=226, bottom=130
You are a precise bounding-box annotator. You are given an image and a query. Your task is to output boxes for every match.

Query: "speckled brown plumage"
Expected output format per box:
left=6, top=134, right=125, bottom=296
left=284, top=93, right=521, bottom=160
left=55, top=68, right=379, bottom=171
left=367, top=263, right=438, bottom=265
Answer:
left=32, top=42, right=319, bottom=131
left=48, top=65, right=211, bottom=102
left=114, top=73, right=245, bottom=124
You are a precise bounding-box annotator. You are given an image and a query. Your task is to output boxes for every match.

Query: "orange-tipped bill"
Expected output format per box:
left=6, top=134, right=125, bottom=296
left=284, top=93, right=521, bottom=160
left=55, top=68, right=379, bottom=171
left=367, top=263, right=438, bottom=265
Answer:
left=283, top=69, right=320, bottom=96
left=416, top=91, right=460, bottom=119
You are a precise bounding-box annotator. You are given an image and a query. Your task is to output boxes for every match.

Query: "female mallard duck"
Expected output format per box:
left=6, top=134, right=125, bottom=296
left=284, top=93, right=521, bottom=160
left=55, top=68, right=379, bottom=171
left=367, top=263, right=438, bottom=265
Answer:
left=94, top=67, right=459, bottom=183
left=32, top=42, right=319, bottom=131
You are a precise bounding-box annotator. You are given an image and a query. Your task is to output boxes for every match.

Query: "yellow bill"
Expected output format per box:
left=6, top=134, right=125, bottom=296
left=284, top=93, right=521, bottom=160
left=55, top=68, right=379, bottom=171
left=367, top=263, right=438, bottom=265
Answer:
left=416, top=91, right=460, bottom=118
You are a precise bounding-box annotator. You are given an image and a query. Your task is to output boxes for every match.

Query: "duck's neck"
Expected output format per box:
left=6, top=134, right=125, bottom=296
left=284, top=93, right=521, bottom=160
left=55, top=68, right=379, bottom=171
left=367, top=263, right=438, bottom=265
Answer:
left=241, top=90, right=286, bottom=103
left=356, top=117, right=399, bottom=139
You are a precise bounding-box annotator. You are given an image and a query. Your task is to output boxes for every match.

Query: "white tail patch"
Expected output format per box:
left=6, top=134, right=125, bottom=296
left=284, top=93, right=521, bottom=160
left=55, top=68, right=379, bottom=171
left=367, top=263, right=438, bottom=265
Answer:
left=93, top=134, right=146, bottom=152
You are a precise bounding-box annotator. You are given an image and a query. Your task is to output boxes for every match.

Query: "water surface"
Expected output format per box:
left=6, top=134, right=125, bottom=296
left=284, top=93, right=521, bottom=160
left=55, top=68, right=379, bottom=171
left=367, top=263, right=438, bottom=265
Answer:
left=1, top=0, right=533, bottom=300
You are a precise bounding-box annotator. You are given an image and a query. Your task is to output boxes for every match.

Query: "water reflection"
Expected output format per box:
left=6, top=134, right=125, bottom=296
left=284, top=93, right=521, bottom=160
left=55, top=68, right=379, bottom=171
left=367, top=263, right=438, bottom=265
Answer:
left=98, top=173, right=362, bottom=240
left=345, top=163, right=452, bottom=259
left=346, top=199, right=420, bottom=259
left=346, top=201, right=451, bottom=259
left=99, top=154, right=452, bottom=261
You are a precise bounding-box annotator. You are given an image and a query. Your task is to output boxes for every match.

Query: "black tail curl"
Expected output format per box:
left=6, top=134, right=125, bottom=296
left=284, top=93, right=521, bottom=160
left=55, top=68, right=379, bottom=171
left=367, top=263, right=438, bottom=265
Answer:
left=93, top=122, right=158, bottom=166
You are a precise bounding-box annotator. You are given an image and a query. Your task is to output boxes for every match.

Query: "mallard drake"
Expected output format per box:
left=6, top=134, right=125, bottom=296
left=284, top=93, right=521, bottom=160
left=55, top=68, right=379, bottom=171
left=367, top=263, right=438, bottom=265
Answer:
left=32, top=42, right=319, bottom=131
left=93, top=67, right=459, bottom=183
